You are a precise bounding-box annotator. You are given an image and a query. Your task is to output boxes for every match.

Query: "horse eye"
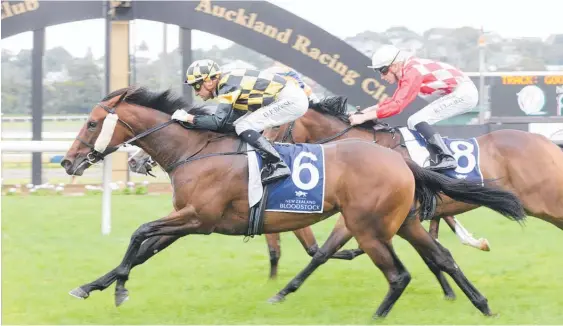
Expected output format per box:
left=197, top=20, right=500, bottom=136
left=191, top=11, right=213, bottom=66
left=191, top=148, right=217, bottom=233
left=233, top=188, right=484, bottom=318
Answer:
left=87, top=121, right=97, bottom=130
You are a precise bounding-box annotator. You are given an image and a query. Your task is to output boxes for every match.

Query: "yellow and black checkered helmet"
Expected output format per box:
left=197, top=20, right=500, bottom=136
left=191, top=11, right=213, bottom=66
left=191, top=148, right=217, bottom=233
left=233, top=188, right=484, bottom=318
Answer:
left=184, top=59, right=222, bottom=85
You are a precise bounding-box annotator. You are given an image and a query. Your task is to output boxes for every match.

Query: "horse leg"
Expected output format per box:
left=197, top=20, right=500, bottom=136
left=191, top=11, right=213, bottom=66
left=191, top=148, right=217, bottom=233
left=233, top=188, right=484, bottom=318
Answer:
left=267, top=220, right=355, bottom=303
left=443, top=216, right=490, bottom=251
left=429, top=216, right=490, bottom=251
left=328, top=214, right=365, bottom=260
left=353, top=234, right=412, bottom=319
left=397, top=225, right=456, bottom=300
left=399, top=218, right=495, bottom=316
left=293, top=227, right=320, bottom=257
left=330, top=247, right=365, bottom=260
left=429, top=217, right=441, bottom=240
left=112, top=206, right=199, bottom=307
left=69, top=235, right=179, bottom=299
left=265, top=233, right=281, bottom=279
left=265, top=227, right=318, bottom=280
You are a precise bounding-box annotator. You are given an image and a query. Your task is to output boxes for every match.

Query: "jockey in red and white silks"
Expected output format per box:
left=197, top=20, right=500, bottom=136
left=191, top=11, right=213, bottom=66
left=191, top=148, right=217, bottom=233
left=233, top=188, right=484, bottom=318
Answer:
left=349, top=44, right=478, bottom=171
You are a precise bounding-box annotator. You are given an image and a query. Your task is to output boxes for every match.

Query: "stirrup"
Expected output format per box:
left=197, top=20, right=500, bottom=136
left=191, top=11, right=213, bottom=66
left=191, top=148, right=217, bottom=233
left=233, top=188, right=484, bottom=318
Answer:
left=428, top=156, right=457, bottom=171
left=261, top=162, right=291, bottom=184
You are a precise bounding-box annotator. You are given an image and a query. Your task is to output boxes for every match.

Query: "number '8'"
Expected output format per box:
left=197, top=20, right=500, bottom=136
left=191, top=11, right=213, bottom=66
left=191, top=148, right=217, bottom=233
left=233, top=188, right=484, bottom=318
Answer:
left=449, top=140, right=476, bottom=174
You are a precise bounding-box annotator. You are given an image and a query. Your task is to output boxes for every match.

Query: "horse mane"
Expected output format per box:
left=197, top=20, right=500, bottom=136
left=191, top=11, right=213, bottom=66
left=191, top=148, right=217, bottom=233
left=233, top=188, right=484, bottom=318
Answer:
left=102, top=86, right=215, bottom=116
left=310, top=96, right=378, bottom=130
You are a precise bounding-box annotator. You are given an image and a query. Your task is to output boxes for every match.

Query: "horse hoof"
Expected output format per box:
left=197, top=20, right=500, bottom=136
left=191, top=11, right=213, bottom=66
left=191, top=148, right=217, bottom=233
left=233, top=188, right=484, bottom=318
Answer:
left=69, top=287, right=89, bottom=299
left=444, top=293, right=456, bottom=301
left=479, top=239, right=491, bottom=252
left=486, top=312, right=500, bottom=318
left=267, top=294, right=285, bottom=304
left=372, top=313, right=387, bottom=320
left=115, top=288, right=129, bottom=307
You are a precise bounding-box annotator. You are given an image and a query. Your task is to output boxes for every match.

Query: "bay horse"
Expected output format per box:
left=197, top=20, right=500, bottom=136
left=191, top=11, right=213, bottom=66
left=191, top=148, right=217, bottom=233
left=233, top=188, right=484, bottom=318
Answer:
left=61, top=87, right=525, bottom=319
left=262, top=95, right=563, bottom=304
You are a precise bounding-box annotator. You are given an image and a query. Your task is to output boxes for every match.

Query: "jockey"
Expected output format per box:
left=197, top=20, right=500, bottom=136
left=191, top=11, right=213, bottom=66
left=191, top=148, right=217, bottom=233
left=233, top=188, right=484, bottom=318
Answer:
left=348, top=44, right=478, bottom=171
left=263, top=64, right=319, bottom=103
left=171, top=59, right=309, bottom=184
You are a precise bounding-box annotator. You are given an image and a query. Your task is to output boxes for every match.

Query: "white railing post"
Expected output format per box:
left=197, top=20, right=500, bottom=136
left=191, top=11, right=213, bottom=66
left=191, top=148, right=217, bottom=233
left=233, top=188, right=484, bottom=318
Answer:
left=101, top=155, right=113, bottom=235
left=1, top=141, right=141, bottom=237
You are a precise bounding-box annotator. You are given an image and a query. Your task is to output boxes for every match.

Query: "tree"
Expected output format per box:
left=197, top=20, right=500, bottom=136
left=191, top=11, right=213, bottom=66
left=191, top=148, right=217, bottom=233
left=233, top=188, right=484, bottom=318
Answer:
left=44, top=46, right=73, bottom=72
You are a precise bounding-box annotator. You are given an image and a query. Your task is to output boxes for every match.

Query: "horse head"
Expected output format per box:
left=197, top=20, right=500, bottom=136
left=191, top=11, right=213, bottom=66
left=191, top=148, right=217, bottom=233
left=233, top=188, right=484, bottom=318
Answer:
left=61, top=88, right=136, bottom=176
left=61, top=86, right=211, bottom=176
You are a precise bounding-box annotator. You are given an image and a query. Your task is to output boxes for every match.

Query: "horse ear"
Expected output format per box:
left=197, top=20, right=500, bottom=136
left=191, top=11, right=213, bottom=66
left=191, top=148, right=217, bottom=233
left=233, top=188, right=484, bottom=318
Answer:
left=115, top=89, right=129, bottom=106
left=338, top=96, right=348, bottom=111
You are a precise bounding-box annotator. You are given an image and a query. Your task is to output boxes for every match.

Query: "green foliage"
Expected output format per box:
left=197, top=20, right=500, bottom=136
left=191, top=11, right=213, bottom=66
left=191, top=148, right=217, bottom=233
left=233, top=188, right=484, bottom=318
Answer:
left=4, top=190, right=19, bottom=196
left=135, top=185, right=148, bottom=195
left=120, top=187, right=133, bottom=195
left=119, top=184, right=148, bottom=195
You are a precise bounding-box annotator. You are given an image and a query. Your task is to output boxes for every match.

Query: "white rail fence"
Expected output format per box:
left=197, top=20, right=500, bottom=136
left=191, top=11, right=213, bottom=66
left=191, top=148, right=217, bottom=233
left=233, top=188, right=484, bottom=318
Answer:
left=1, top=132, right=79, bottom=139
left=2, top=115, right=88, bottom=122
left=1, top=141, right=140, bottom=235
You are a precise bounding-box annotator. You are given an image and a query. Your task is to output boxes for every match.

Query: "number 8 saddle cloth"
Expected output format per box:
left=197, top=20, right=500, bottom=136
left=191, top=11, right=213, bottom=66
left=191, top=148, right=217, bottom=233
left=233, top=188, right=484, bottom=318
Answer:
left=397, top=127, right=484, bottom=186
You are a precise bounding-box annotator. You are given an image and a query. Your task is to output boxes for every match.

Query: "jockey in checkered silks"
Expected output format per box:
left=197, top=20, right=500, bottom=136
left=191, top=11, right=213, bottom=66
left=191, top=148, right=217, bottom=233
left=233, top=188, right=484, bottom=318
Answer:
left=171, top=59, right=309, bottom=184
left=348, top=44, right=479, bottom=171
left=263, top=64, right=319, bottom=104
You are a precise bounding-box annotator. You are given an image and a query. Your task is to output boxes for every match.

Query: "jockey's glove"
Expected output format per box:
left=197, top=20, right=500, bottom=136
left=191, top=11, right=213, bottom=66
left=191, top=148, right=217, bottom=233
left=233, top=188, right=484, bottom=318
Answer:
left=171, top=109, right=189, bottom=122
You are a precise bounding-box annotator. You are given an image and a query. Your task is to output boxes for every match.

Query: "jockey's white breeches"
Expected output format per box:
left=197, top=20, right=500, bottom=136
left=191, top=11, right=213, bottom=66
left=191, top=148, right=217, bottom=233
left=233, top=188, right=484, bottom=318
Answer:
left=234, top=82, right=309, bottom=135
left=407, top=80, right=479, bottom=130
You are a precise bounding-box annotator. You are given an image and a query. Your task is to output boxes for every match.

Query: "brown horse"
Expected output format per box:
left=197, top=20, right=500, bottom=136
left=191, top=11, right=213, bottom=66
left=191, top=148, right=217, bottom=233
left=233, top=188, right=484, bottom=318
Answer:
left=262, top=95, right=563, bottom=304
left=61, top=87, right=525, bottom=319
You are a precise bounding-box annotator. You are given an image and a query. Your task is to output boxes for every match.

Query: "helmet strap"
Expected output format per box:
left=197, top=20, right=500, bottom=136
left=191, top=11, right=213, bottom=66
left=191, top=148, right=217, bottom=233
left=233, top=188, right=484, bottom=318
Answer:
left=391, top=62, right=404, bottom=80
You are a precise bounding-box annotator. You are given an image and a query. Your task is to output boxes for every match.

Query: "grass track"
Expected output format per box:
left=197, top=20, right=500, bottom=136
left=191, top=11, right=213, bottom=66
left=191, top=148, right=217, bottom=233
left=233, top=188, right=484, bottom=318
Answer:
left=2, top=195, right=563, bottom=324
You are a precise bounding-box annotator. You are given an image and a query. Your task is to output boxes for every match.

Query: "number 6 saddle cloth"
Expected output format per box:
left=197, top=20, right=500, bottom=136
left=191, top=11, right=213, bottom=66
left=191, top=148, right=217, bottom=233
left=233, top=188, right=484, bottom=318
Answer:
left=397, top=127, right=484, bottom=186
left=247, top=142, right=326, bottom=214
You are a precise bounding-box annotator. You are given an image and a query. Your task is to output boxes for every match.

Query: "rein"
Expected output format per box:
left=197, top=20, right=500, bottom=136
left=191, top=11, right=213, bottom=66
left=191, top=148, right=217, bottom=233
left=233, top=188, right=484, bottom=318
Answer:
left=77, top=100, right=176, bottom=164
left=79, top=94, right=250, bottom=172
left=281, top=117, right=402, bottom=147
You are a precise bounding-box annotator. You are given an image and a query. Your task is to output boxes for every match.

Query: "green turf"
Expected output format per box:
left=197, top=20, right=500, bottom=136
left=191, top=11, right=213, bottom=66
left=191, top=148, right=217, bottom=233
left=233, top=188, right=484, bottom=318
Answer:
left=2, top=195, right=563, bottom=324
left=3, top=172, right=171, bottom=186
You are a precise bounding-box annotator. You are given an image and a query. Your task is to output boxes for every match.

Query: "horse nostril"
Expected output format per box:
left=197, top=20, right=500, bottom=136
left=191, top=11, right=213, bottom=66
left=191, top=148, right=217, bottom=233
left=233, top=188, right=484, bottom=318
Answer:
left=61, top=159, right=72, bottom=170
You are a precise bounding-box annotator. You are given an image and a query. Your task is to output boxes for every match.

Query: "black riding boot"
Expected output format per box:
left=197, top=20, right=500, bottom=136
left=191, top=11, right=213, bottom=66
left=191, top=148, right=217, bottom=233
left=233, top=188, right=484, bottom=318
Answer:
left=240, top=129, right=291, bottom=184
left=414, top=122, right=457, bottom=171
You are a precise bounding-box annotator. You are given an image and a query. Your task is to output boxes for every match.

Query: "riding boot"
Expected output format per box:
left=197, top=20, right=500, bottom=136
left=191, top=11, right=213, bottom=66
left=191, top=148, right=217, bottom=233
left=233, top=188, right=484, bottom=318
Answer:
left=414, top=122, right=457, bottom=171
left=240, top=129, right=291, bottom=184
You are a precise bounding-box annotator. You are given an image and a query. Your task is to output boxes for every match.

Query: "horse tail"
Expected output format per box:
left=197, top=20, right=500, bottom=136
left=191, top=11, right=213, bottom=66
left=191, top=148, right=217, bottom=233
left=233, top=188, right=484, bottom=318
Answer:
left=405, top=159, right=527, bottom=224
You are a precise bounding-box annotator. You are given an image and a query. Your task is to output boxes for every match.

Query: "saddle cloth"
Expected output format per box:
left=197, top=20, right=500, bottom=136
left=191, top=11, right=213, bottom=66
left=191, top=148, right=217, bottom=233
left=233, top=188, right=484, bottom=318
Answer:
left=398, top=127, right=484, bottom=185
left=247, top=142, right=326, bottom=213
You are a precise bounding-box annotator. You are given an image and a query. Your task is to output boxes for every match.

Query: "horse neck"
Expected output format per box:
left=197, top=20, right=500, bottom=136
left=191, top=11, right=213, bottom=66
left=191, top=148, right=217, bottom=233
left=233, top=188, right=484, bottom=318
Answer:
left=300, top=110, right=349, bottom=142
left=302, top=110, right=400, bottom=148
left=125, top=106, right=210, bottom=171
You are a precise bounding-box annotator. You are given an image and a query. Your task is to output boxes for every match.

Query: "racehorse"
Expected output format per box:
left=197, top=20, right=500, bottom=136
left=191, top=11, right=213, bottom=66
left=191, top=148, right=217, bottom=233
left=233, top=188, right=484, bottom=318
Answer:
left=261, top=95, right=563, bottom=304
left=61, top=87, right=525, bottom=318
